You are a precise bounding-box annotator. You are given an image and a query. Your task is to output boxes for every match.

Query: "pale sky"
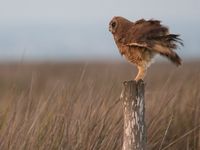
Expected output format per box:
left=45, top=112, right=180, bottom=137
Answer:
left=0, top=0, right=200, bottom=61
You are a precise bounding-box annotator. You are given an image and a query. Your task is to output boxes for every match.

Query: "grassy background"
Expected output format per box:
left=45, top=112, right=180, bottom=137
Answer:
left=0, top=61, right=200, bottom=150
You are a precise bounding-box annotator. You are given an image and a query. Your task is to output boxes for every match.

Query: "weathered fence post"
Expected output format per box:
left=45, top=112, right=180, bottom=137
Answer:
left=120, top=80, right=146, bottom=150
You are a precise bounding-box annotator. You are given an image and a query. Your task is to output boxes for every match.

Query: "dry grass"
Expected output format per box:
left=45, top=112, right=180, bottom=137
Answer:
left=0, top=61, right=200, bottom=150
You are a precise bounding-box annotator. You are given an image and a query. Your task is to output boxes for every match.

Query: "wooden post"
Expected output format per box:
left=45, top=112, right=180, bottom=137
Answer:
left=120, top=80, right=146, bottom=150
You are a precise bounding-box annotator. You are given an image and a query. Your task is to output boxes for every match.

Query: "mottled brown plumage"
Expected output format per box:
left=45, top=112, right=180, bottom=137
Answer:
left=109, top=16, right=183, bottom=81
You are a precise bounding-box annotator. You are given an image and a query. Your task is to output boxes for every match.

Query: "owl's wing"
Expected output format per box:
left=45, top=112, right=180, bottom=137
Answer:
left=124, top=19, right=168, bottom=48
left=123, top=19, right=183, bottom=65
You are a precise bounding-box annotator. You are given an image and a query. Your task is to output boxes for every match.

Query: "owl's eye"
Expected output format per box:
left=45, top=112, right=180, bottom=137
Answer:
left=111, top=22, right=116, bottom=28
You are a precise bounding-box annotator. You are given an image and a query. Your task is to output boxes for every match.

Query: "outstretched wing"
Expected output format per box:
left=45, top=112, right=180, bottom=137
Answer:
left=123, top=19, right=183, bottom=65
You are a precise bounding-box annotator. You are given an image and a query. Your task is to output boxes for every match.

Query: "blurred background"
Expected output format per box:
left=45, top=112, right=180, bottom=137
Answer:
left=0, top=0, right=199, bottom=62
left=1, top=1, right=200, bottom=149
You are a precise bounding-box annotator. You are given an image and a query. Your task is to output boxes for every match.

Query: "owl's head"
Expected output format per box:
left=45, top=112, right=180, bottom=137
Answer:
left=109, top=16, right=132, bottom=35
left=109, top=17, right=118, bottom=34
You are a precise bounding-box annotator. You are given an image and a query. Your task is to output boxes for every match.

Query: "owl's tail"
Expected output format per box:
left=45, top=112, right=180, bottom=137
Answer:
left=152, top=34, right=183, bottom=66
left=160, top=51, right=182, bottom=66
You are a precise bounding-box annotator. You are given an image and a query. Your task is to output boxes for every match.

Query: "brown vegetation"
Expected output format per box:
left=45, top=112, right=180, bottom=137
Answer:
left=0, top=61, right=200, bottom=150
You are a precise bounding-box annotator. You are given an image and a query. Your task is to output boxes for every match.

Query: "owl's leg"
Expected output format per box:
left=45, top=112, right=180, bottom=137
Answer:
left=134, top=66, right=146, bottom=81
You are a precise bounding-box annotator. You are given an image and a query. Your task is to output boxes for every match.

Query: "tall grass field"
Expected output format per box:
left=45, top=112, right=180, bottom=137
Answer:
left=0, top=61, right=199, bottom=150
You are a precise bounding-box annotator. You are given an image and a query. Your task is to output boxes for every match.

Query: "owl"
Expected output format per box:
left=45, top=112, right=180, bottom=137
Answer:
left=109, top=16, right=183, bottom=81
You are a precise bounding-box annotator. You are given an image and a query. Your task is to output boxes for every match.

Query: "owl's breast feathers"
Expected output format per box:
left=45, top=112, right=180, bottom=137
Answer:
left=113, top=36, right=128, bottom=55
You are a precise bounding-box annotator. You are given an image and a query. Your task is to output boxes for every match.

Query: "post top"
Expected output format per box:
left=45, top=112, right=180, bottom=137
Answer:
left=123, top=80, right=144, bottom=86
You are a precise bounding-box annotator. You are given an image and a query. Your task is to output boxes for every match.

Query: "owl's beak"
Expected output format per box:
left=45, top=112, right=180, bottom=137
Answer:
left=109, top=25, right=112, bottom=33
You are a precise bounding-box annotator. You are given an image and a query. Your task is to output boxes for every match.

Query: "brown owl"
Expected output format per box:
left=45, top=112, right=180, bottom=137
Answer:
left=109, top=16, right=183, bottom=81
